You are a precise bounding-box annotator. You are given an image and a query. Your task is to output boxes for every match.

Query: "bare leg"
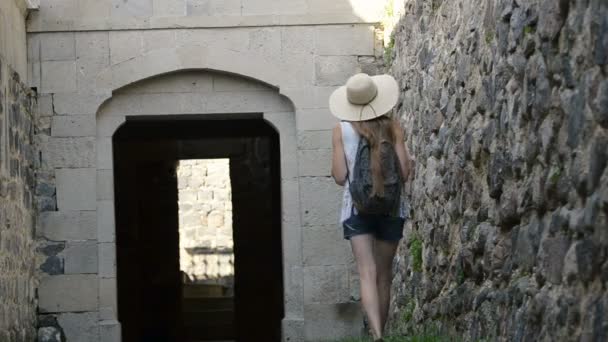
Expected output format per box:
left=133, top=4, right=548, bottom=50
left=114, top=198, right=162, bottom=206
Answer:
left=350, top=234, right=383, bottom=339
left=375, top=239, right=399, bottom=333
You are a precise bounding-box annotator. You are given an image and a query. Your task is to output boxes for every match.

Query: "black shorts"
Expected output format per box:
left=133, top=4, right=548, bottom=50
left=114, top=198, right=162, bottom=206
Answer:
left=342, top=213, right=405, bottom=242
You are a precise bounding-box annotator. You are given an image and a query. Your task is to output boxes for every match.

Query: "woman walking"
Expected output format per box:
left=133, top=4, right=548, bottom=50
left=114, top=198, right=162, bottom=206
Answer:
left=329, top=73, right=414, bottom=341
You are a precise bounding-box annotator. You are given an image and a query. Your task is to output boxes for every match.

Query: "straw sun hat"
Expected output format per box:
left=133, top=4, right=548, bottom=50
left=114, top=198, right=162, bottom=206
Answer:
left=329, top=73, right=399, bottom=122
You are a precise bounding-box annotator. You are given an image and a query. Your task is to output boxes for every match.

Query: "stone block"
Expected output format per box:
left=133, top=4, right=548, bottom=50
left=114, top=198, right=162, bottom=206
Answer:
left=213, top=73, right=270, bottom=92
left=248, top=28, right=282, bottom=61
left=134, top=93, right=200, bottom=115
left=40, top=33, right=75, bottom=61
left=99, top=243, right=116, bottom=277
left=99, top=320, right=121, bottom=342
left=111, top=0, right=153, bottom=17
left=56, top=168, right=96, bottom=211
left=315, top=25, right=375, bottom=56
left=28, top=61, right=41, bottom=89
left=53, top=93, right=108, bottom=115
left=304, top=303, right=363, bottom=340
left=103, top=48, right=179, bottom=90
left=153, top=0, right=186, bottom=17
left=46, top=137, right=96, bottom=168
left=277, top=52, right=314, bottom=88
left=299, top=176, right=342, bottom=226
left=264, top=112, right=298, bottom=180
left=281, top=26, right=314, bottom=55
left=142, top=29, right=177, bottom=53
left=303, top=226, right=352, bottom=266
left=28, top=33, right=41, bottom=62
left=64, top=241, right=98, bottom=274
left=119, top=71, right=213, bottom=94
left=303, top=265, right=350, bottom=304
left=186, top=0, right=241, bottom=16
left=37, top=0, right=78, bottom=24
left=211, top=92, right=292, bottom=113
left=281, top=86, right=338, bottom=110
left=41, top=61, right=77, bottom=93
left=57, top=312, right=99, bottom=342
left=97, top=116, right=126, bottom=138
left=241, top=0, right=306, bottom=15
left=176, top=28, right=250, bottom=53
left=97, top=138, right=113, bottom=169
left=282, top=318, right=305, bottom=342
left=78, top=0, right=112, bottom=18
left=314, top=56, right=358, bottom=86
left=51, top=116, right=95, bottom=137
left=97, top=170, right=114, bottom=200
left=99, top=278, right=118, bottom=319
left=75, top=32, right=111, bottom=94
left=97, top=200, right=116, bottom=243
left=38, top=211, right=97, bottom=241
left=280, top=87, right=314, bottom=109
left=76, top=32, right=110, bottom=61
left=109, top=31, right=143, bottom=65
left=306, top=0, right=355, bottom=14
left=296, top=108, right=338, bottom=133
left=284, top=265, right=304, bottom=317
left=38, top=275, right=98, bottom=313
left=281, top=180, right=302, bottom=266
left=297, top=149, right=331, bottom=176
left=298, top=130, right=332, bottom=150
left=38, top=94, right=54, bottom=117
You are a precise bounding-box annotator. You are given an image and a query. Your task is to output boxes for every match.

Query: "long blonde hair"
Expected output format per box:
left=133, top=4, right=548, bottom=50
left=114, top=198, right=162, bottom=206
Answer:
left=351, top=116, right=397, bottom=197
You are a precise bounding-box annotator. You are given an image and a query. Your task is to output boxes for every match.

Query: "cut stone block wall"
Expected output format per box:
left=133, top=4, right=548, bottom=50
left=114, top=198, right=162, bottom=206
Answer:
left=388, top=0, right=608, bottom=340
left=177, top=159, right=234, bottom=288
left=0, top=2, right=38, bottom=341
left=26, top=0, right=389, bottom=339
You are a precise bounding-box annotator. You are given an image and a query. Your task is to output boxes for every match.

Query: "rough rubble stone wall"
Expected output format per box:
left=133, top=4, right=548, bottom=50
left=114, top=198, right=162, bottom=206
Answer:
left=177, top=159, right=234, bottom=287
left=0, top=29, right=38, bottom=342
left=388, top=0, right=607, bottom=340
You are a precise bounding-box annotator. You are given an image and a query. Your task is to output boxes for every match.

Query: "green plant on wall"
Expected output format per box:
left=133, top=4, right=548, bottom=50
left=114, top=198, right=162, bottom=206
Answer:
left=549, top=167, right=562, bottom=184
left=485, top=30, right=494, bottom=44
left=384, top=33, right=396, bottom=67
left=410, top=236, right=423, bottom=272
left=457, top=268, right=465, bottom=285
left=385, top=0, right=394, bottom=18
left=524, top=25, right=535, bottom=35
left=402, top=300, right=416, bottom=322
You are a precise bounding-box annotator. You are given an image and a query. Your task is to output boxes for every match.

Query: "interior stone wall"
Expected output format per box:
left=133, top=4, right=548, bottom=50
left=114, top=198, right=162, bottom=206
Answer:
left=177, top=159, right=234, bottom=288
left=0, top=1, right=38, bottom=341
left=388, top=0, right=607, bottom=340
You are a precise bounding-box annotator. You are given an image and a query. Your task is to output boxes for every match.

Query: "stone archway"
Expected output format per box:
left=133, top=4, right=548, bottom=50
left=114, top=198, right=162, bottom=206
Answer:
left=95, top=69, right=302, bottom=340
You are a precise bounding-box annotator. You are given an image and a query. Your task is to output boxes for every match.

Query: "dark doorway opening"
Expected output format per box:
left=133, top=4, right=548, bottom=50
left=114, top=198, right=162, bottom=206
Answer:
left=113, top=116, right=284, bottom=341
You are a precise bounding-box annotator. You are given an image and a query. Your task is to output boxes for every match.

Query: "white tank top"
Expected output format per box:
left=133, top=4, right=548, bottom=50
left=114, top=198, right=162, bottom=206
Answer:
left=339, top=121, right=408, bottom=223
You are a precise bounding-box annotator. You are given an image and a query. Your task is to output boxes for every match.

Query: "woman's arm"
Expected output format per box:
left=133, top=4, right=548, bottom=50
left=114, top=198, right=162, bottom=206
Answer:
left=331, top=124, right=348, bottom=186
left=393, top=120, right=415, bottom=181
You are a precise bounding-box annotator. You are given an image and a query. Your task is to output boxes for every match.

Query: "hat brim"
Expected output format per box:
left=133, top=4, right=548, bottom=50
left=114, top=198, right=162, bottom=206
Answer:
left=329, top=74, right=399, bottom=122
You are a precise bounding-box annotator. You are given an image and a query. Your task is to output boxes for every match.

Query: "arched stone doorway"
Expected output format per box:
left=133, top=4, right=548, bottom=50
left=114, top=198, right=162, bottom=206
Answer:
left=96, top=70, right=300, bottom=341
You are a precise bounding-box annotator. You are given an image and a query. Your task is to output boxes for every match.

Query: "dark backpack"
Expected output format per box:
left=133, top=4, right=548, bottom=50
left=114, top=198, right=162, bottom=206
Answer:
left=349, top=137, right=402, bottom=215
